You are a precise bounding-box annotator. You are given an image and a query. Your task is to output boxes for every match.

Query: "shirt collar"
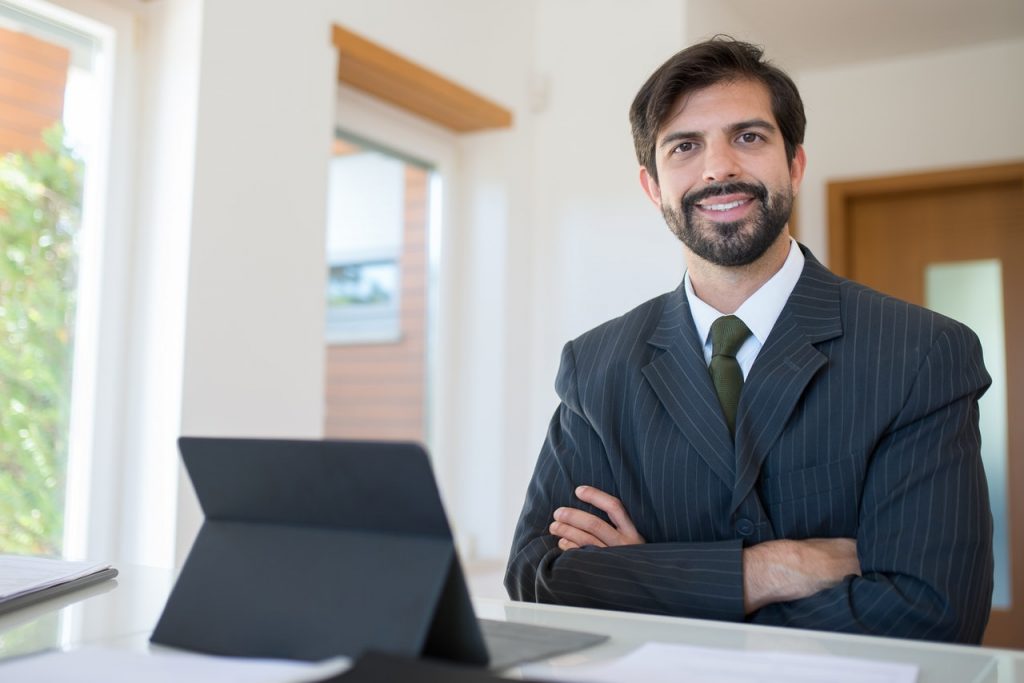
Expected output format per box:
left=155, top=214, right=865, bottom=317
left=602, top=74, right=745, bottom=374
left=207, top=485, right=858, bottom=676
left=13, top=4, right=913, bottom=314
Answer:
left=684, top=238, right=805, bottom=347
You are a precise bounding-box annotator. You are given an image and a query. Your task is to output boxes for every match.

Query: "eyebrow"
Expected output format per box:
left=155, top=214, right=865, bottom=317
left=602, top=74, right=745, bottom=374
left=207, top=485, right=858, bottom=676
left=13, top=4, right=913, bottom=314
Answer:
left=728, top=118, right=777, bottom=135
left=658, top=118, right=778, bottom=150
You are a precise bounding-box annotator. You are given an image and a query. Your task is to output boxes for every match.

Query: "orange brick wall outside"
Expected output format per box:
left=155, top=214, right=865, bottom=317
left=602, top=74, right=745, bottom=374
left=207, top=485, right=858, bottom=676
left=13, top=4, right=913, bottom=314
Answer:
left=324, top=165, right=429, bottom=442
left=0, top=27, right=69, bottom=156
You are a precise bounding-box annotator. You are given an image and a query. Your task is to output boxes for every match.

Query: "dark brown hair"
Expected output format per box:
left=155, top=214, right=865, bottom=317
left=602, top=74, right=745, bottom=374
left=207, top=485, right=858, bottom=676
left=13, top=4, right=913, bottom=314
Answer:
left=629, top=36, right=805, bottom=182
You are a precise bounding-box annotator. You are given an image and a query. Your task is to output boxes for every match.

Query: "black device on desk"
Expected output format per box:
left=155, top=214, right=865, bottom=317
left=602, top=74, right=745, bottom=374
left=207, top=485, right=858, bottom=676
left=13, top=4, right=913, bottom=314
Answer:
left=150, top=437, right=604, bottom=669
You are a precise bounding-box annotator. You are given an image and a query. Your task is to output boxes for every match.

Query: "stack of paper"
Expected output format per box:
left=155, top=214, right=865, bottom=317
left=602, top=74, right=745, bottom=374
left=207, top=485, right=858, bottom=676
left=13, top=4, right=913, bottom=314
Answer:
left=0, top=554, right=118, bottom=615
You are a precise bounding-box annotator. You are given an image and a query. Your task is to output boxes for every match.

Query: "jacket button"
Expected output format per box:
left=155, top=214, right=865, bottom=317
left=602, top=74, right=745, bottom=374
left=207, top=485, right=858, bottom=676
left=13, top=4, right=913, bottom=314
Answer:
left=736, top=518, right=755, bottom=536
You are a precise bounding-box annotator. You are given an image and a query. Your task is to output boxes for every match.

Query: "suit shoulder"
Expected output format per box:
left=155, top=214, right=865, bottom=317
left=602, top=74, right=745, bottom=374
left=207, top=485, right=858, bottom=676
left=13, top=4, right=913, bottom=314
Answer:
left=831, top=275, right=986, bottom=390
left=800, top=253, right=968, bottom=340
left=836, top=275, right=976, bottom=341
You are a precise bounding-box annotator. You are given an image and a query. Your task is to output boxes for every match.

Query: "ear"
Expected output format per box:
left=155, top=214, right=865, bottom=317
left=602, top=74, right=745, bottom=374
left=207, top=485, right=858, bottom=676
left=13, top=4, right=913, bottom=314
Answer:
left=639, top=166, right=663, bottom=208
left=789, top=145, right=807, bottom=196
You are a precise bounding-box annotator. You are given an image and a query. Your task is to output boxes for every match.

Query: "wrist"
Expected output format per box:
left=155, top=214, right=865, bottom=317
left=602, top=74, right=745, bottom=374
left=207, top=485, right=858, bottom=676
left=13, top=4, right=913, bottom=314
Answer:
left=743, top=539, right=820, bottom=613
left=742, top=537, right=860, bottom=614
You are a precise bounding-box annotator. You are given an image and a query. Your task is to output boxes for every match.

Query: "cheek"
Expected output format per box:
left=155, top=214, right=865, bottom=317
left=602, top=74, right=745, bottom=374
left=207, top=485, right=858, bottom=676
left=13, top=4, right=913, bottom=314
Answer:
left=757, top=161, right=794, bottom=194
left=768, top=155, right=797, bottom=188
left=659, top=175, right=694, bottom=203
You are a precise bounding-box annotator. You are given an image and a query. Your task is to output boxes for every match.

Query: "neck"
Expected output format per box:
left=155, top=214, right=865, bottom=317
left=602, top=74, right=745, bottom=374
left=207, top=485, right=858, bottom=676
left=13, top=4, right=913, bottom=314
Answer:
left=686, top=231, right=792, bottom=314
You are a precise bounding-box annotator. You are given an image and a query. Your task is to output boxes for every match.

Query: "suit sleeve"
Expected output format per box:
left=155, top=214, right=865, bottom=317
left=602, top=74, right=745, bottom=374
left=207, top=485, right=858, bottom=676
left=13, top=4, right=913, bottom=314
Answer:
left=750, top=323, right=994, bottom=643
left=504, top=341, right=747, bottom=622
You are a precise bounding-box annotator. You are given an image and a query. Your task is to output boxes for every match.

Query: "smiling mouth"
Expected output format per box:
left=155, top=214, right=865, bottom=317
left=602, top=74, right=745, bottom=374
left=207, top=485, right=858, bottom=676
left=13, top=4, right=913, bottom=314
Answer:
left=700, top=198, right=751, bottom=212
left=684, top=182, right=768, bottom=221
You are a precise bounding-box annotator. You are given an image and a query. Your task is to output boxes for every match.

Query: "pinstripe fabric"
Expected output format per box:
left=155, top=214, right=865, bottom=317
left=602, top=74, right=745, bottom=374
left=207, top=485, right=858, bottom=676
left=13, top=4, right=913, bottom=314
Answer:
left=505, top=246, right=994, bottom=644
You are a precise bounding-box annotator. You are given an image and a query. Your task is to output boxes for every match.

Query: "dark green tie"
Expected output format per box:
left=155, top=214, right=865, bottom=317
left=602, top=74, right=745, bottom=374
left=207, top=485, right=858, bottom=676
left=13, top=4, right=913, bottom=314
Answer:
left=709, top=315, right=751, bottom=437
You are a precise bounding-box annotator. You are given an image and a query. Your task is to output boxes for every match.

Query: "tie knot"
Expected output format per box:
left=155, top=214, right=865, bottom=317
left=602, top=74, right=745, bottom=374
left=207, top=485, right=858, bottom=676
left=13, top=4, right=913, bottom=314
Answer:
left=710, top=315, right=751, bottom=359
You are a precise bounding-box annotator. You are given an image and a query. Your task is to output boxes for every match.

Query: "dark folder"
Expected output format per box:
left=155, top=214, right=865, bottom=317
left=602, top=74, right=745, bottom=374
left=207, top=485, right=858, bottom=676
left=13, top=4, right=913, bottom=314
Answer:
left=150, top=438, right=605, bottom=668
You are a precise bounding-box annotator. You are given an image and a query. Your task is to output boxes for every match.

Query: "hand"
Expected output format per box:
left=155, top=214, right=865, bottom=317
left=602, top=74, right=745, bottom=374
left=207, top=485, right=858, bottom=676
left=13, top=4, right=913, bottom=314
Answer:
left=549, top=485, right=646, bottom=551
left=743, top=537, right=861, bottom=614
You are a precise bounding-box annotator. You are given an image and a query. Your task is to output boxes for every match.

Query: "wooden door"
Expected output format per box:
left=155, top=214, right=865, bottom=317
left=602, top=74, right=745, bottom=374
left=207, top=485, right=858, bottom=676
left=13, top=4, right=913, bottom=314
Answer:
left=828, top=162, right=1024, bottom=648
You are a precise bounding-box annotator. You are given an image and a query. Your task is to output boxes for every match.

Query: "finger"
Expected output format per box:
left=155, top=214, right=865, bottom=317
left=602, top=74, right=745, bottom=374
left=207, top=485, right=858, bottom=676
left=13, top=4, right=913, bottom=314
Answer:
left=549, top=520, right=606, bottom=548
left=575, top=486, right=642, bottom=541
left=558, top=538, right=580, bottom=551
left=555, top=507, right=619, bottom=546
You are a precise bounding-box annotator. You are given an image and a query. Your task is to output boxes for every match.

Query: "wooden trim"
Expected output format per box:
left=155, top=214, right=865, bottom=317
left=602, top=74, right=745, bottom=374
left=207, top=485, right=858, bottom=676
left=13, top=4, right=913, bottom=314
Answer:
left=826, top=181, right=849, bottom=277
left=827, top=161, right=1024, bottom=277
left=331, top=25, right=512, bottom=133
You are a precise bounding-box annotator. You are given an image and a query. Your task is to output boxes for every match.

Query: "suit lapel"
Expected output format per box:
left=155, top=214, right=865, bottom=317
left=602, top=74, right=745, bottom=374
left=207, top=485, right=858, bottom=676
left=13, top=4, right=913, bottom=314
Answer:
left=729, top=251, right=844, bottom=514
left=642, top=284, right=736, bottom=488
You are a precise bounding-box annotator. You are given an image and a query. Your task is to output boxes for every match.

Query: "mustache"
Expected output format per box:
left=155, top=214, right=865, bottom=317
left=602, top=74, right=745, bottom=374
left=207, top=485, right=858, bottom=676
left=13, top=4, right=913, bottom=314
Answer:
left=683, top=182, right=768, bottom=211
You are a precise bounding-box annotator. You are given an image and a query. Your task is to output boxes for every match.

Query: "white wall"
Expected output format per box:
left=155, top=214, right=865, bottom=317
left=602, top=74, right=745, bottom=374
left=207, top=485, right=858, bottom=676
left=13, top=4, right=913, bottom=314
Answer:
left=796, top=39, right=1024, bottom=261
left=173, top=0, right=337, bottom=562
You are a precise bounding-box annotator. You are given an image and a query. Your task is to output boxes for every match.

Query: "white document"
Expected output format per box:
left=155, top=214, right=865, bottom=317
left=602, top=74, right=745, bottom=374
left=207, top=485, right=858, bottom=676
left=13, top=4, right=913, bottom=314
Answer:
left=0, top=647, right=351, bottom=683
left=0, top=554, right=113, bottom=602
left=524, top=641, right=918, bottom=683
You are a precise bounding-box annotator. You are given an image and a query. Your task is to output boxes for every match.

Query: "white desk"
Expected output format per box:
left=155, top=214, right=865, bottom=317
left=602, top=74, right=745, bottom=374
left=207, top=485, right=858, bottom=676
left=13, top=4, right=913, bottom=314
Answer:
left=1, top=564, right=1021, bottom=682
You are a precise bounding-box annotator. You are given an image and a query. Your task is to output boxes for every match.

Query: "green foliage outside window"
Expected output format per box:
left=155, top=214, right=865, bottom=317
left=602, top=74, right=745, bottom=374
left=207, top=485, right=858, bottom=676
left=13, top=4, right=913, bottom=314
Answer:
left=0, top=126, right=83, bottom=555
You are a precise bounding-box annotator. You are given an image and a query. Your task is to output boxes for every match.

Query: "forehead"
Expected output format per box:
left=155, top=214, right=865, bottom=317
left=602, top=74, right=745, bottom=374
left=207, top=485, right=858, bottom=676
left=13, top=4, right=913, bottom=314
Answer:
left=658, top=79, right=776, bottom=138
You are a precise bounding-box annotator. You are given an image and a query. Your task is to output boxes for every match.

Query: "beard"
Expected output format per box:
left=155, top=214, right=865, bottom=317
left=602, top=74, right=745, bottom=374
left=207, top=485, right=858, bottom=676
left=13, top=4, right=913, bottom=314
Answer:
left=662, top=180, right=793, bottom=267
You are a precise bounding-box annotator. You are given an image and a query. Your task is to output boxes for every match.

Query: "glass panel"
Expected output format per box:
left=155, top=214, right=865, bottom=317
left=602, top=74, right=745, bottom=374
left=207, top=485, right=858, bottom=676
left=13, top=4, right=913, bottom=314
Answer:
left=925, top=259, right=1009, bottom=609
left=324, top=146, right=404, bottom=344
left=0, top=4, right=100, bottom=556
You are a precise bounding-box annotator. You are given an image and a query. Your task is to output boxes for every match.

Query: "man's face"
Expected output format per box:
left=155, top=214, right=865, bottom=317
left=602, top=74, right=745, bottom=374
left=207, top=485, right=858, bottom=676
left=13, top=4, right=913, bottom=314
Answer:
left=639, top=79, right=805, bottom=267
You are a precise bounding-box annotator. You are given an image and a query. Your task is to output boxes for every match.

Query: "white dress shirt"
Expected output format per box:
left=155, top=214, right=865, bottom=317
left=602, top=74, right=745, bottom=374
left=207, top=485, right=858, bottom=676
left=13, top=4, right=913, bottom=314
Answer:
left=684, top=239, right=805, bottom=379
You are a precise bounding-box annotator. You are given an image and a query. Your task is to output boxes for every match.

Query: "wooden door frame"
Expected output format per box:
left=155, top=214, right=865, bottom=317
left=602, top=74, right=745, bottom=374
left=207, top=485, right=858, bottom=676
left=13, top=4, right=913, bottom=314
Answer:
left=827, top=160, right=1024, bottom=647
left=827, top=161, right=1024, bottom=277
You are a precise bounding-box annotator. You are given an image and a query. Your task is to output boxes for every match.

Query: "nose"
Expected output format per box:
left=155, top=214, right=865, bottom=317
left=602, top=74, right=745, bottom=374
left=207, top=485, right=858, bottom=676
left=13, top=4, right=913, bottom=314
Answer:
left=702, top=141, right=740, bottom=183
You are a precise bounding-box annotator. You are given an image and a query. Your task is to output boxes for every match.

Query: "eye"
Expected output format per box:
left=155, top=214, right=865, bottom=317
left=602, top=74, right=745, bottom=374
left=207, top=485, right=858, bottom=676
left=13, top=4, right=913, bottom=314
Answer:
left=738, top=132, right=762, bottom=144
left=673, top=141, right=696, bottom=154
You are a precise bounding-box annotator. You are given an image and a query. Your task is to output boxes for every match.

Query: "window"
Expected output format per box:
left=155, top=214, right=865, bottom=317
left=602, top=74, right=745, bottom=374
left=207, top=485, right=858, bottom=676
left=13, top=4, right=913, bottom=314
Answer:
left=323, top=132, right=436, bottom=442
left=0, top=0, right=108, bottom=557
left=324, top=139, right=412, bottom=344
left=327, top=258, right=401, bottom=341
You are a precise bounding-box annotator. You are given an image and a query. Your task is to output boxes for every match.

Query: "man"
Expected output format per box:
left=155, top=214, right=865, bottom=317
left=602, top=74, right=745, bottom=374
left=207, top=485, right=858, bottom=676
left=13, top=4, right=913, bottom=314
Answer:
left=504, top=37, right=994, bottom=644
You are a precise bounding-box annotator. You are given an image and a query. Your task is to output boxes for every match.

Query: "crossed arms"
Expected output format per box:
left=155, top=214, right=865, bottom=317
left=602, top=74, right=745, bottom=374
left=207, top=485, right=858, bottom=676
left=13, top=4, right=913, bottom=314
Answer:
left=552, top=485, right=860, bottom=615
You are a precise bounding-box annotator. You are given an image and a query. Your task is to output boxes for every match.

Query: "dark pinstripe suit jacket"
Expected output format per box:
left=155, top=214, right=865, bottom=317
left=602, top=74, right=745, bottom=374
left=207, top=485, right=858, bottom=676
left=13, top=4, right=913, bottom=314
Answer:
left=505, top=246, right=994, bottom=643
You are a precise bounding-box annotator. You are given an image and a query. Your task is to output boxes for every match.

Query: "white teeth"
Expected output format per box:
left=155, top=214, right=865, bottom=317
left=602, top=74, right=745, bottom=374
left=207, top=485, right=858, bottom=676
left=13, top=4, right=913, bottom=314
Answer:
left=705, top=199, right=745, bottom=211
